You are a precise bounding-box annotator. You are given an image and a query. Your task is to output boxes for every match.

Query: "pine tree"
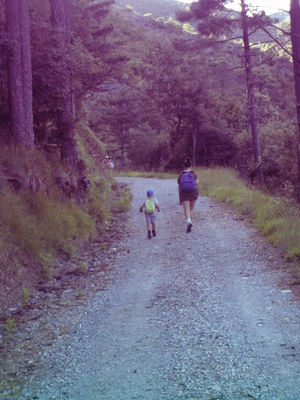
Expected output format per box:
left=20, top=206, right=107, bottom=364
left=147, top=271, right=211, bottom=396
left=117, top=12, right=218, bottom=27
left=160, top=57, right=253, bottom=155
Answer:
left=6, top=0, right=34, bottom=147
left=50, top=0, right=77, bottom=164
left=290, top=0, right=300, bottom=200
left=177, top=0, right=267, bottom=183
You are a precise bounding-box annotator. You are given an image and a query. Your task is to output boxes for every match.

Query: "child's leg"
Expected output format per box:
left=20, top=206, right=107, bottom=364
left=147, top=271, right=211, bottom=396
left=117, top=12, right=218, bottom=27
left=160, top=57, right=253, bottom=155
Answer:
left=146, top=214, right=152, bottom=238
left=152, top=222, right=156, bottom=237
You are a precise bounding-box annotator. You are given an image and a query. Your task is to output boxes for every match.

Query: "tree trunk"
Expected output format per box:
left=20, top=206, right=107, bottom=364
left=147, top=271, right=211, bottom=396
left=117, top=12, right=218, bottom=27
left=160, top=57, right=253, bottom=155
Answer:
left=241, top=0, right=263, bottom=184
left=120, top=126, right=125, bottom=170
left=290, top=0, right=300, bottom=201
left=6, top=0, right=34, bottom=147
left=50, top=0, right=77, bottom=164
left=192, top=122, right=197, bottom=167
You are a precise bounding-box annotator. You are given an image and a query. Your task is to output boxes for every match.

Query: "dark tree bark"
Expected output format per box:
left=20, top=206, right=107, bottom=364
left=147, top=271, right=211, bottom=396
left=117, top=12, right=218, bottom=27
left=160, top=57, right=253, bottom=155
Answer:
left=290, top=0, right=300, bottom=200
left=192, top=122, right=198, bottom=167
left=50, top=0, right=77, bottom=164
left=120, top=126, right=125, bottom=170
left=241, top=0, right=263, bottom=184
left=6, top=0, right=34, bottom=147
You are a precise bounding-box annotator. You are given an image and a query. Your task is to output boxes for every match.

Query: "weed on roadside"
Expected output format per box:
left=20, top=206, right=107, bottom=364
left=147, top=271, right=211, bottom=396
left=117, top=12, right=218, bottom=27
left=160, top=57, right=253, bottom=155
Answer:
left=4, top=318, right=16, bottom=339
left=112, top=187, right=132, bottom=213
left=79, top=262, right=89, bottom=274
left=21, top=288, right=30, bottom=306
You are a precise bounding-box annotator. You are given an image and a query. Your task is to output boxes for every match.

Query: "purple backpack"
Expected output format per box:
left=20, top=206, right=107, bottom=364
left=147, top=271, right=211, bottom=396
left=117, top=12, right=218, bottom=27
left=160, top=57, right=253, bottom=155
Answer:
left=180, top=172, right=196, bottom=193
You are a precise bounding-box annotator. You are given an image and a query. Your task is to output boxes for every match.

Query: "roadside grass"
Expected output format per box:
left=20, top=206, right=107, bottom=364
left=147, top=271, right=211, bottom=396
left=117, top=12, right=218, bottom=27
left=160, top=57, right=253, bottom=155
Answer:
left=195, top=168, right=300, bottom=277
left=0, top=141, right=123, bottom=286
left=117, top=170, right=177, bottom=179
left=0, top=186, right=95, bottom=266
left=0, top=132, right=133, bottom=323
left=111, top=186, right=132, bottom=213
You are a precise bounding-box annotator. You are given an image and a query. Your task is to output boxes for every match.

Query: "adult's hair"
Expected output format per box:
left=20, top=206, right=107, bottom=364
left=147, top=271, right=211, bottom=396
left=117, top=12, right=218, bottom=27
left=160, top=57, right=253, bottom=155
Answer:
left=184, top=157, right=192, bottom=168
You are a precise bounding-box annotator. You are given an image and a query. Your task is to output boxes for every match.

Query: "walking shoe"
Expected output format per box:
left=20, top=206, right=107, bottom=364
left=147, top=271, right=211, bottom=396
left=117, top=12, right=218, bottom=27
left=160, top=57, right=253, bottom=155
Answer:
left=152, top=230, right=156, bottom=237
left=186, top=222, right=192, bottom=233
left=148, top=231, right=152, bottom=239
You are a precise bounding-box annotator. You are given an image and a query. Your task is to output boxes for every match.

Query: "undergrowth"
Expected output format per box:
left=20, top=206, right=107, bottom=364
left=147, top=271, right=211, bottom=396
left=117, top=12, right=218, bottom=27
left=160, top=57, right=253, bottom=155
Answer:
left=111, top=186, right=132, bottom=213
left=196, top=168, right=300, bottom=274
left=0, top=130, right=124, bottom=284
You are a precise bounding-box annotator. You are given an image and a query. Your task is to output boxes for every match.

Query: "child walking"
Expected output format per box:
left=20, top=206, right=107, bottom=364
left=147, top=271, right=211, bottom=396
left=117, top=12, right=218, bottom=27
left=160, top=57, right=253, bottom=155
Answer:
left=139, top=188, right=160, bottom=239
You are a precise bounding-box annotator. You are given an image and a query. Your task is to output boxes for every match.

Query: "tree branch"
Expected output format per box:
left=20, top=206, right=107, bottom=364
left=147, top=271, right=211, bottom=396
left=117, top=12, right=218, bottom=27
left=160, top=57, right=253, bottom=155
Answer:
left=249, top=10, right=292, bottom=57
left=269, top=24, right=291, bottom=36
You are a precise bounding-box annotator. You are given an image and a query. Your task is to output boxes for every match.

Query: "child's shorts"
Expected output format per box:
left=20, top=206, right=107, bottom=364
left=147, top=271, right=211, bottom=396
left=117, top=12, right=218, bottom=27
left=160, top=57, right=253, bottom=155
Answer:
left=145, top=212, right=156, bottom=224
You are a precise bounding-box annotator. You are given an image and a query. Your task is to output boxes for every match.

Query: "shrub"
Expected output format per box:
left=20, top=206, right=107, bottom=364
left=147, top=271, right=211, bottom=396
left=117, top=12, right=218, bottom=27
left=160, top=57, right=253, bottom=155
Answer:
left=112, top=186, right=132, bottom=213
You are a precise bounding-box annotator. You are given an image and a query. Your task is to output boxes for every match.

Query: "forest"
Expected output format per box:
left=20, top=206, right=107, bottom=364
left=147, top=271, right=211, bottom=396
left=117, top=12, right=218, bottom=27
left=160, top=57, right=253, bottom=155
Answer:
left=1, top=0, right=300, bottom=304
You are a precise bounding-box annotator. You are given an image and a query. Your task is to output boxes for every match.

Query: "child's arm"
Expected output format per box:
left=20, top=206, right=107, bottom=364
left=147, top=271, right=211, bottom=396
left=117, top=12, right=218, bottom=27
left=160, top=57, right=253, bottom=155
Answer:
left=139, top=203, right=145, bottom=212
left=155, top=199, right=160, bottom=212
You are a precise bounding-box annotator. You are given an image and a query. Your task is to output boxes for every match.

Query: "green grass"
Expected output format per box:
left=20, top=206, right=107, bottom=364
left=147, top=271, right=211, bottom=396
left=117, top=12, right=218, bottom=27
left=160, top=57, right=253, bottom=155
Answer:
left=195, top=168, right=300, bottom=270
left=4, top=318, right=16, bottom=339
left=21, top=288, right=30, bottom=306
left=0, top=187, right=95, bottom=265
left=0, top=144, right=117, bottom=279
left=117, top=170, right=177, bottom=179
left=112, top=186, right=132, bottom=213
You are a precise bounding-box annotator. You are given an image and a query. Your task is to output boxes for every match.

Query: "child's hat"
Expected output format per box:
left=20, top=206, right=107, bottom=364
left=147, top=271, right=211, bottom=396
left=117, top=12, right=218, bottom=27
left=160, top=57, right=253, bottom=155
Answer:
left=147, top=188, right=154, bottom=198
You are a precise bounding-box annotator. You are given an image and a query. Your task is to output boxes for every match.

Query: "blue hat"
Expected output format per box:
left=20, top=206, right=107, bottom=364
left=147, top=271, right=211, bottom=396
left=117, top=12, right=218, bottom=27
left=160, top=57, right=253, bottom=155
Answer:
left=147, top=188, right=154, bottom=198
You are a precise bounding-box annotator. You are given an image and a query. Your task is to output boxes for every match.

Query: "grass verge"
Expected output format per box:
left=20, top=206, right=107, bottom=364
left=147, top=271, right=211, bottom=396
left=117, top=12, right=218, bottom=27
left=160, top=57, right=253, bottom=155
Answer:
left=117, top=170, right=177, bottom=179
left=195, top=168, right=300, bottom=277
left=0, top=141, right=130, bottom=313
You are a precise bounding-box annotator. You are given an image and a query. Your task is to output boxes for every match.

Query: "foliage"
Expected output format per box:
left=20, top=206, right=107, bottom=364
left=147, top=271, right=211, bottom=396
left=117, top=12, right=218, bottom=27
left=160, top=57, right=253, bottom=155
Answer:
left=0, top=183, right=94, bottom=261
left=4, top=318, right=16, bottom=338
left=85, top=176, right=111, bottom=227
left=77, top=122, right=107, bottom=172
left=0, top=145, right=117, bottom=277
left=111, top=186, right=132, bottom=213
left=79, top=262, right=89, bottom=274
left=21, top=288, right=30, bottom=306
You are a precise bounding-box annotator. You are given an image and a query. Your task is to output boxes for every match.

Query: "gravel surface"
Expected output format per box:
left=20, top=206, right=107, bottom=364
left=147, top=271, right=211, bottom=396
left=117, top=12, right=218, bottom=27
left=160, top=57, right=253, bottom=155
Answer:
left=1, top=176, right=300, bottom=399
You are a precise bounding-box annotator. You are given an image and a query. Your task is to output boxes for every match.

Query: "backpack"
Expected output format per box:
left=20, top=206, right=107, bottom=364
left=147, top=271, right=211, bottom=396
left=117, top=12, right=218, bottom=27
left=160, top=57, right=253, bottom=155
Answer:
left=180, top=171, right=196, bottom=193
left=145, top=198, right=155, bottom=213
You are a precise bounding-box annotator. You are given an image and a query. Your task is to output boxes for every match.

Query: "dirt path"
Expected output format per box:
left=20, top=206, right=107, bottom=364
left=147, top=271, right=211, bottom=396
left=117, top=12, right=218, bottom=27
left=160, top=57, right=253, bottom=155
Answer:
left=2, top=177, right=300, bottom=399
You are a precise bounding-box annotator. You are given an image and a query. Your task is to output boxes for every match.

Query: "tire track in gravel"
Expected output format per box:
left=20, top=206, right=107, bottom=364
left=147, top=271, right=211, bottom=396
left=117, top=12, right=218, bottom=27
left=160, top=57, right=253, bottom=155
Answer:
left=16, top=177, right=300, bottom=399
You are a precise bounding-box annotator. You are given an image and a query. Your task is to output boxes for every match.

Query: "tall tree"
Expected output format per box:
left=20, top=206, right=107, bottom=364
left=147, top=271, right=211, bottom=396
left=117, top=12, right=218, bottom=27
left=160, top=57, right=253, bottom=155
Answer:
left=50, top=0, right=77, bottom=164
left=290, top=0, right=300, bottom=200
left=5, top=0, right=34, bottom=147
left=177, top=0, right=268, bottom=182
left=241, top=0, right=263, bottom=183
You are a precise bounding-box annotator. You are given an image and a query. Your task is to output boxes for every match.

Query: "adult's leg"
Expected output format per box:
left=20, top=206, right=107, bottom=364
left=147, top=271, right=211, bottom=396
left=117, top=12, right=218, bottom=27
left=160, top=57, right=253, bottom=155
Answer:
left=182, top=201, right=191, bottom=220
left=190, top=200, right=196, bottom=219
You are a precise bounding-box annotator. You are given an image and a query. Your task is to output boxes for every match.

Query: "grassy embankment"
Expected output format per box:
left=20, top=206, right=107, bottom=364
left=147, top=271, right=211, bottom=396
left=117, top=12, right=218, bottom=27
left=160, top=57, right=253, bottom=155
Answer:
left=0, top=131, right=131, bottom=310
left=123, top=168, right=300, bottom=278
left=196, top=168, right=300, bottom=273
left=117, top=170, right=177, bottom=179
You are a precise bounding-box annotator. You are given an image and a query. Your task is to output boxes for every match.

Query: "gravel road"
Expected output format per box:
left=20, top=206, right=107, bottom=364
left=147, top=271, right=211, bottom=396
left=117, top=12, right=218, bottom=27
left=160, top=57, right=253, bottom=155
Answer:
left=3, top=177, right=300, bottom=399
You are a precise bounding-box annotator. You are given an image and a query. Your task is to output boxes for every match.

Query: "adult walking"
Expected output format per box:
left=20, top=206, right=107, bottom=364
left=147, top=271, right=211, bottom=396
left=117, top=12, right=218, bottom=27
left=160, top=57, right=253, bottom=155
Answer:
left=178, top=157, right=199, bottom=233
